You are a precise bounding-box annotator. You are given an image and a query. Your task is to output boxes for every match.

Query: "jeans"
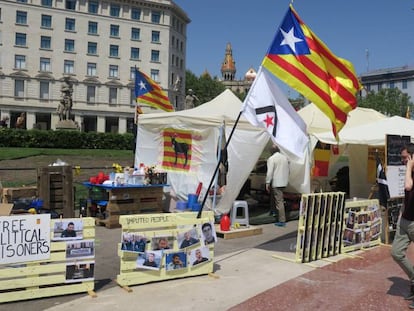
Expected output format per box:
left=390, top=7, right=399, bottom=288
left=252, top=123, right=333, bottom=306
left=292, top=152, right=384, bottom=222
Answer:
left=391, top=216, right=414, bottom=285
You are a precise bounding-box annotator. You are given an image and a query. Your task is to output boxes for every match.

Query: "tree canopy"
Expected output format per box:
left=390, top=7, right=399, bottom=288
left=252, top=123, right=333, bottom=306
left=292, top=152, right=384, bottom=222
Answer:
left=358, top=88, right=413, bottom=117
left=184, top=70, right=226, bottom=106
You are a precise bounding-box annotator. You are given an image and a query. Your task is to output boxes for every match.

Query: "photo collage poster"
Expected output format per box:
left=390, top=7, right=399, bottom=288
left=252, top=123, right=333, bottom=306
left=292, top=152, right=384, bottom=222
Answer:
left=343, top=203, right=382, bottom=248
left=120, top=223, right=214, bottom=272
left=52, top=218, right=96, bottom=283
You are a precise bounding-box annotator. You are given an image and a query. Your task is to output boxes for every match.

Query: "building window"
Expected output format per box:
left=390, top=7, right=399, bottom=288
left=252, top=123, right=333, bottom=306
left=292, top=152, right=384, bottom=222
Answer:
left=87, top=85, right=96, bottom=103
left=389, top=81, right=395, bottom=89
left=41, top=15, right=52, bottom=28
left=40, top=57, right=51, bottom=71
left=109, top=65, right=118, bottom=78
left=65, top=0, right=76, bottom=10
left=40, top=36, right=51, bottom=49
left=65, top=18, right=76, bottom=31
left=109, top=45, right=119, bottom=57
left=110, top=4, right=120, bottom=17
left=87, top=62, right=96, bottom=76
left=64, top=60, right=74, bottom=74
left=151, top=50, right=160, bottom=62
left=131, top=7, right=141, bottom=20
left=64, top=39, right=75, bottom=52
left=41, top=0, right=52, bottom=6
left=15, top=55, right=26, bottom=69
left=17, top=0, right=27, bottom=2
left=131, top=28, right=140, bottom=40
left=365, top=84, right=371, bottom=92
left=402, top=79, right=408, bottom=89
left=130, top=88, right=135, bottom=106
left=151, top=11, right=161, bottom=24
left=150, top=69, right=159, bottom=82
left=87, top=42, right=97, bottom=55
left=131, top=47, right=139, bottom=60
left=109, top=87, right=117, bottom=104
left=88, top=0, right=98, bottom=13
left=151, top=31, right=160, bottom=43
left=130, top=67, right=135, bottom=80
left=88, top=21, right=98, bottom=34
left=14, top=79, right=24, bottom=97
left=110, top=24, right=119, bottom=37
left=15, top=33, right=27, bottom=47
left=40, top=81, right=49, bottom=99
left=16, top=11, right=27, bottom=25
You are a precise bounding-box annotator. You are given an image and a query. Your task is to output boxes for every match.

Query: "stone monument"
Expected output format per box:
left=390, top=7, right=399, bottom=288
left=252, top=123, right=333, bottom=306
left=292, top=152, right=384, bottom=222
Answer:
left=56, top=77, right=78, bottom=130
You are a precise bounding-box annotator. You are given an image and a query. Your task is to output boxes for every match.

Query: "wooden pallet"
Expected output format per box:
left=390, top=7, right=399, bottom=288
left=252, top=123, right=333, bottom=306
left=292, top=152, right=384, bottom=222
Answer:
left=215, top=225, right=263, bottom=240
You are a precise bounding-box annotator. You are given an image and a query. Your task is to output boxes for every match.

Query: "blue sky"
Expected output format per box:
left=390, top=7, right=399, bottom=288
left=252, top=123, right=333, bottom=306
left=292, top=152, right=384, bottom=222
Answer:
left=173, top=0, right=414, bottom=97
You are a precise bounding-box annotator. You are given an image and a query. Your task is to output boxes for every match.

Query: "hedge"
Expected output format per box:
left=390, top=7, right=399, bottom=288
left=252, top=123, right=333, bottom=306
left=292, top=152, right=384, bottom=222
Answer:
left=0, top=128, right=135, bottom=150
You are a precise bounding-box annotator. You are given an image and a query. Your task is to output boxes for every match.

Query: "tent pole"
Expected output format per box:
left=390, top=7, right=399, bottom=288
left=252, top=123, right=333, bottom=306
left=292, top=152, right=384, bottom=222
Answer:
left=197, top=111, right=243, bottom=219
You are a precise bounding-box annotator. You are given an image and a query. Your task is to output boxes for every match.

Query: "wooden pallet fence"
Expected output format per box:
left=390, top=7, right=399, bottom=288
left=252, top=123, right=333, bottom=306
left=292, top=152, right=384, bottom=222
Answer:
left=295, top=192, right=346, bottom=263
left=342, top=199, right=382, bottom=252
left=116, top=211, right=215, bottom=288
left=0, top=216, right=95, bottom=303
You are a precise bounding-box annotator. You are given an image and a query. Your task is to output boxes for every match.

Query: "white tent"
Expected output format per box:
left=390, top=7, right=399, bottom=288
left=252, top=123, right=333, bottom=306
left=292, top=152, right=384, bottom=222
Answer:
left=298, top=103, right=387, bottom=135
left=135, top=90, right=271, bottom=215
left=313, top=116, right=414, bottom=198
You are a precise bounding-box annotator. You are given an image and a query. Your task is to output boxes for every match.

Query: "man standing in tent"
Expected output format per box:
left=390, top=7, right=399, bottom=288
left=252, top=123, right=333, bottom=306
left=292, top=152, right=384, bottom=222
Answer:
left=266, top=144, right=289, bottom=227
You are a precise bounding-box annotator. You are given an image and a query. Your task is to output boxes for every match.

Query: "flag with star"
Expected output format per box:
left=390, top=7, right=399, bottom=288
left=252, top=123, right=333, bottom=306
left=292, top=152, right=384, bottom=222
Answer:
left=262, top=5, right=362, bottom=138
left=134, top=68, right=174, bottom=112
left=242, top=66, right=308, bottom=158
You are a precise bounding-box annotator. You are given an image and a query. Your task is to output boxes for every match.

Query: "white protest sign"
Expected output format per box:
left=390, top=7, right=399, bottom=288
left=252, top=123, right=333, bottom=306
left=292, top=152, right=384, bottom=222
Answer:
left=0, top=214, right=51, bottom=264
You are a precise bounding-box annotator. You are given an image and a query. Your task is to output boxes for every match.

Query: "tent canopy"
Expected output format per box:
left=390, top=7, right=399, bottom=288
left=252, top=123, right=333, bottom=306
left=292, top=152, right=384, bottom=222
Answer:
left=138, top=89, right=254, bottom=129
left=298, top=103, right=386, bottom=135
left=315, top=116, right=413, bottom=145
left=135, top=90, right=271, bottom=215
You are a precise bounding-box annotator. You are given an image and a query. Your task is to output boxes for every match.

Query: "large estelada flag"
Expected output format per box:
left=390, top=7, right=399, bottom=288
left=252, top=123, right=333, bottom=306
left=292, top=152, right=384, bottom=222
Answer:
left=262, top=5, right=362, bottom=138
left=134, top=68, right=174, bottom=112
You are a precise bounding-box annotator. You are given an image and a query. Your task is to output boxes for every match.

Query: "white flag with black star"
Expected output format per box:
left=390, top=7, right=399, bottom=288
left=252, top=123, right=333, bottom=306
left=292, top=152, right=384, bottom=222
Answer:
left=242, top=66, right=309, bottom=158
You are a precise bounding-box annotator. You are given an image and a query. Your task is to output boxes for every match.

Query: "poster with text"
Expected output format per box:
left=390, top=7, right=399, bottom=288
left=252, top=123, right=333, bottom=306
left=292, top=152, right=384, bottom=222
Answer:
left=0, top=214, right=51, bottom=265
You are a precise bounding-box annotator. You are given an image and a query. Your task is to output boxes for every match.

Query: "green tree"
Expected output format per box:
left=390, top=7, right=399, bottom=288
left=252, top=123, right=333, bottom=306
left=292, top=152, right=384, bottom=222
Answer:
left=358, top=88, right=413, bottom=117
left=185, top=70, right=226, bottom=106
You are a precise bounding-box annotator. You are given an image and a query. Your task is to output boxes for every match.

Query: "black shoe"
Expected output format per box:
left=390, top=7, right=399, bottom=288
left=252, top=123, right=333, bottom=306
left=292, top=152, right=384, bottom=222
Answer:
left=405, top=286, right=414, bottom=300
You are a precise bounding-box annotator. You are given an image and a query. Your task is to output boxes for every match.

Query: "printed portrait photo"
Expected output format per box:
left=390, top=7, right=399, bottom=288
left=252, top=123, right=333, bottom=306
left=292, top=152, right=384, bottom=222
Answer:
left=136, top=251, right=162, bottom=270
left=165, top=251, right=187, bottom=271
left=66, top=239, right=95, bottom=259
left=52, top=219, right=83, bottom=241
left=201, top=221, right=217, bottom=246
left=120, top=232, right=148, bottom=253
left=346, top=212, right=356, bottom=229
left=343, top=228, right=354, bottom=245
left=65, top=261, right=95, bottom=283
left=190, top=246, right=210, bottom=267
left=151, top=236, right=174, bottom=251
left=177, top=226, right=200, bottom=249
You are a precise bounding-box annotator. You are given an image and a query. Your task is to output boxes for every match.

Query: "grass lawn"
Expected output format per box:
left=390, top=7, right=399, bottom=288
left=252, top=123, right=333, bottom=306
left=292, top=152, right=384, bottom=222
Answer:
left=0, top=147, right=132, bottom=160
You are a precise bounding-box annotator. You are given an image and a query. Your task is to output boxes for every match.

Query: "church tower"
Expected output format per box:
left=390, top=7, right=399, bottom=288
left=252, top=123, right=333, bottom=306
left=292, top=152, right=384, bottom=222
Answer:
left=221, top=43, right=236, bottom=81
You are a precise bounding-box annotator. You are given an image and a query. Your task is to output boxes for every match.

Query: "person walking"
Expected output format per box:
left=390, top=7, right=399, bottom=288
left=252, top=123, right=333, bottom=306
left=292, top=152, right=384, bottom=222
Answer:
left=265, top=144, right=289, bottom=227
left=391, top=143, right=414, bottom=307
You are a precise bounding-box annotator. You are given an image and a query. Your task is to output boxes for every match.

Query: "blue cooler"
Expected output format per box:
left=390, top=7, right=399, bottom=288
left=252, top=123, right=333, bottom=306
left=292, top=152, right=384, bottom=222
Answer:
left=191, top=203, right=201, bottom=211
left=187, top=193, right=198, bottom=210
left=176, top=201, right=188, bottom=211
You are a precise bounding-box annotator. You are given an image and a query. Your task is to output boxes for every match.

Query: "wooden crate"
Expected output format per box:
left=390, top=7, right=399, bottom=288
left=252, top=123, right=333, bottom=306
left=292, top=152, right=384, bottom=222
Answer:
left=1, top=186, right=37, bottom=203
left=96, top=186, right=164, bottom=228
left=37, top=166, right=74, bottom=217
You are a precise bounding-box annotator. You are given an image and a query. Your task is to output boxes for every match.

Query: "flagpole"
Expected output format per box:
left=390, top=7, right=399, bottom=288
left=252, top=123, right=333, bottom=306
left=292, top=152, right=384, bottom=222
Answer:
left=196, top=111, right=243, bottom=219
